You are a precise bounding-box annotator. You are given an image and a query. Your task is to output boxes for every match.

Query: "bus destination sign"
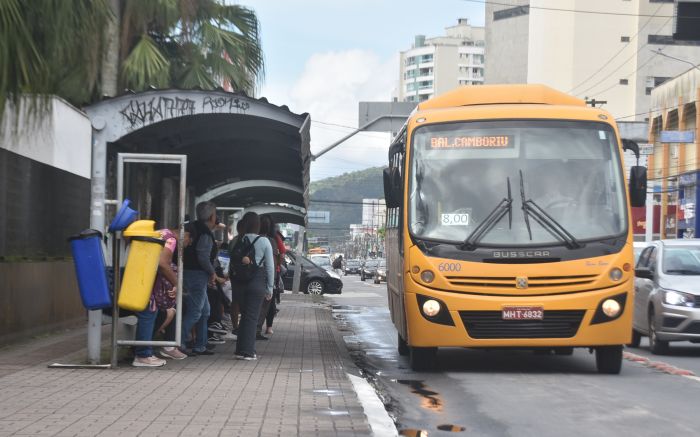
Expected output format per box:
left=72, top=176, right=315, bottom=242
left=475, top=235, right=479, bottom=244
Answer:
left=430, top=134, right=514, bottom=149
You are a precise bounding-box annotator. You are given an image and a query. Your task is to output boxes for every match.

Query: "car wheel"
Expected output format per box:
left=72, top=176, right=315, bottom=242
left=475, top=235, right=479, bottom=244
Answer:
left=398, top=333, right=409, bottom=356
left=360, top=272, right=365, bottom=281
left=595, top=345, right=623, bottom=374
left=409, top=346, right=437, bottom=371
left=648, top=308, right=669, bottom=355
left=374, top=278, right=380, bottom=284
left=306, top=280, right=325, bottom=295
left=628, top=329, right=642, bottom=348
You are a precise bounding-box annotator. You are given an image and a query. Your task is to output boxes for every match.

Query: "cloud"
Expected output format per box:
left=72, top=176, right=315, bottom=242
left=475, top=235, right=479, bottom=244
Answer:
left=268, top=49, right=398, bottom=181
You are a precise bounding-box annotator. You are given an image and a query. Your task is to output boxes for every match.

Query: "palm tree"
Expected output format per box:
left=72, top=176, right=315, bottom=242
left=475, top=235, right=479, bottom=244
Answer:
left=1, top=0, right=264, bottom=121
left=0, top=0, right=112, bottom=118
left=115, top=0, right=264, bottom=95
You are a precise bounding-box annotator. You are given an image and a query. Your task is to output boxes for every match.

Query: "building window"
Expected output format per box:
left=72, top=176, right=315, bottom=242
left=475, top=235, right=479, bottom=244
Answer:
left=493, top=5, right=529, bottom=21
left=619, top=79, right=629, bottom=85
left=648, top=34, right=700, bottom=46
left=621, top=36, right=630, bottom=42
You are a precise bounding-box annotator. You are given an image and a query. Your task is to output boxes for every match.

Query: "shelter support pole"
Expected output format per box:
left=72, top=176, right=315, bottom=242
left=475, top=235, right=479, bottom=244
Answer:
left=292, top=227, right=305, bottom=294
left=88, top=138, right=108, bottom=364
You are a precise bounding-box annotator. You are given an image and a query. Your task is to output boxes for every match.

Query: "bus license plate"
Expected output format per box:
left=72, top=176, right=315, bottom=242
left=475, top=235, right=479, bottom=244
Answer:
left=502, top=306, right=544, bottom=320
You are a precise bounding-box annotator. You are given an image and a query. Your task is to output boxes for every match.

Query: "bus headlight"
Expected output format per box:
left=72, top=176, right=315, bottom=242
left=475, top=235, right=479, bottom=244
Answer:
left=609, top=268, right=623, bottom=281
left=422, top=299, right=441, bottom=317
left=420, top=270, right=435, bottom=283
left=601, top=299, right=621, bottom=317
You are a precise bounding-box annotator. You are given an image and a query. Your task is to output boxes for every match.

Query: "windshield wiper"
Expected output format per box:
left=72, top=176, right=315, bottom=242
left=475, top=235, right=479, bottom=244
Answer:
left=461, top=178, right=512, bottom=251
left=519, top=170, right=582, bottom=249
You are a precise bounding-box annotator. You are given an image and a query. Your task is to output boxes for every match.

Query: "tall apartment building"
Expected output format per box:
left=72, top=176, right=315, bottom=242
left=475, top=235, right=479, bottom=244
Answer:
left=397, top=19, right=485, bottom=103
left=485, top=0, right=700, bottom=121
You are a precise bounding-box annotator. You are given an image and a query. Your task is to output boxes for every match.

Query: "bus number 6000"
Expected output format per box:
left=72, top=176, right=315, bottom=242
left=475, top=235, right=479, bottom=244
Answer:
left=438, top=263, right=461, bottom=272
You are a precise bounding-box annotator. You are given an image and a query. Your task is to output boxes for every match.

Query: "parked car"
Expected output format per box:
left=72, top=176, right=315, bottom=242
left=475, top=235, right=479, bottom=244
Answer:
left=282, top=252, right=342, bottom=295
left=632, top=239, right=700, bottom=354
left=344, top=259, right=361, bottom=275
left=373, top=259, right=387, bottom=283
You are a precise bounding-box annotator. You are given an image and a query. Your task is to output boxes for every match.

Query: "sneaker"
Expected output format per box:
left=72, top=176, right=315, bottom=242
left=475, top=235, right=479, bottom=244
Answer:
left=256, top=333, right=269, bottom=341
left=265, top=327, right=274, bottom=335
left=208, top=334, right=226, bottom=345
left=159, top=348, right=187, bottom=360
left=236, top=353, right=257, bottom=361
left=196, top=349, right=215, bottom=356
left=132, top=356, right=166, bottom=367
left=223, top=332, right=237, bottom=340
left=208, top=322, right=227, bottom=335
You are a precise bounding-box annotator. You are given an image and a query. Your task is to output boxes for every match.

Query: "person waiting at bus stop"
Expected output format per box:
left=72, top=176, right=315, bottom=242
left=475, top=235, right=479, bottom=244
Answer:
left=180, top=201, right=218, bottom=356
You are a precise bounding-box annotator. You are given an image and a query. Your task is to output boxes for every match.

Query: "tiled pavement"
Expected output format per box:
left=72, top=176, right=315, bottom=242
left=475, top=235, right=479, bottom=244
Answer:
left=0, top=295, right=373, bottom=436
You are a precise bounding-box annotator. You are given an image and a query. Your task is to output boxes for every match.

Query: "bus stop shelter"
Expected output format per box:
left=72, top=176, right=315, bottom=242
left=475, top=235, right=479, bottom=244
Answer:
left=83, top=89, right=310, bottom=363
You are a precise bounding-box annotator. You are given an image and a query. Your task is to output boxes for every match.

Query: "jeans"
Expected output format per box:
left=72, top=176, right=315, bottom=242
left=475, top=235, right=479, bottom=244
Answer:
left=182, top=270, right=211, bottom=352
left=135, top=308, right=158, bottom=357
left=235, top=271, right=267, bottom=356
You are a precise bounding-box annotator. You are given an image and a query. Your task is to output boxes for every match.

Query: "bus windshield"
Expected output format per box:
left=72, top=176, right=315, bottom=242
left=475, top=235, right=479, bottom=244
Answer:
left=409, top=120, right=627, bottom=247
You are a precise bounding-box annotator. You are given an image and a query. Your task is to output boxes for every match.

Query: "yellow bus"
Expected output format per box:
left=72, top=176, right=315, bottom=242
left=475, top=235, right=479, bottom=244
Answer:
left=383, top=85, right=646, bottom=373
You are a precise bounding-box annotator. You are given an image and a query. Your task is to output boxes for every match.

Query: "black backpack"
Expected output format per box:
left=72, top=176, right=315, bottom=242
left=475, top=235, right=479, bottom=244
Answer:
left=229, top=235, right=264, bottom=284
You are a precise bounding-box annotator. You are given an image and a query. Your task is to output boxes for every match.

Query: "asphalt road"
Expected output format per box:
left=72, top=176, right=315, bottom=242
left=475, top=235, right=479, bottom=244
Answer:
left=328, top=274, right=700, bottom=437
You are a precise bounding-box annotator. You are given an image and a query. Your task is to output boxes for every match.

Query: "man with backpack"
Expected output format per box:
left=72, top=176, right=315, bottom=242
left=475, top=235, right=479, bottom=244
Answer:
left=230, top=212, right=275, bottom=361
left=180, top=201, right=218, bottom=356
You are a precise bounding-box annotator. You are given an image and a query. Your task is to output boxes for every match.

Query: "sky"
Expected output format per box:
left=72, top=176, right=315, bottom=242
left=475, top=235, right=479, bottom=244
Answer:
left=236, top=0, right=485, bottom=181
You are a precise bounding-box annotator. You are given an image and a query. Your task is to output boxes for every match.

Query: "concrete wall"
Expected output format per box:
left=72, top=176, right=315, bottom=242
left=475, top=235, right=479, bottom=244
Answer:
left=0, top=97, right=91, bottom=346
left=0, top=261, right=85, bottom=345
left=484, top=0, right=529, bottom=84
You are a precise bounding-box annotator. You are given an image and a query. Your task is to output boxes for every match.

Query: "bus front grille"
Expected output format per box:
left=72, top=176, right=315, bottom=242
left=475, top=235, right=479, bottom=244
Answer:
left=447, top=275, right=597, bottom=289
left=459, top=310, right=585, bottom=339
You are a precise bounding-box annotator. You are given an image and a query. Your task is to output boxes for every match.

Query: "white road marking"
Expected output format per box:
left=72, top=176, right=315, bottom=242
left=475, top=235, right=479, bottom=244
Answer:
left=347, top=373, right=398, bottom=437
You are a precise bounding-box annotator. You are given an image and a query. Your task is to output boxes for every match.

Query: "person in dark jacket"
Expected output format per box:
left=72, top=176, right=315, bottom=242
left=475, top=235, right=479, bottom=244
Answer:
left=180, top=201, right=218, bottom=355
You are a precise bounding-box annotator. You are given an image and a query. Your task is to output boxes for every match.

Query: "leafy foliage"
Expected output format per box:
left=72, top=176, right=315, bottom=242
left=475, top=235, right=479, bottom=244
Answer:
left=119, top=0, right=264, bottom=94
left=0, top=0, right=112, bottom=118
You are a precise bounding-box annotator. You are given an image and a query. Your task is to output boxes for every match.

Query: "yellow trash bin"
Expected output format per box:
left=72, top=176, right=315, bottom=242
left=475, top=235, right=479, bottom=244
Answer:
left=118, top=220, right=164, bottom=311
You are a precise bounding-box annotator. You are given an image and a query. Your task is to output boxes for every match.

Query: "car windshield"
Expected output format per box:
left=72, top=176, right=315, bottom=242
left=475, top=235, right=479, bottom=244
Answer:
left=409, top=120, right=627, bottom=247
left=309, top=256, right=330, bottom=266
left=662, top=246, right=700, bottom=275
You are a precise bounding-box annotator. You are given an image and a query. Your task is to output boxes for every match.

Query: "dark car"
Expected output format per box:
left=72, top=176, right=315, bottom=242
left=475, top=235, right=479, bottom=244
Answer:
left=373, top=259, right=387, bottom=284
left=344, top=259, right=361, bottom=275
left=281, top=252, right=343, bottom=295
left=360, top=258, right=380, bottom=281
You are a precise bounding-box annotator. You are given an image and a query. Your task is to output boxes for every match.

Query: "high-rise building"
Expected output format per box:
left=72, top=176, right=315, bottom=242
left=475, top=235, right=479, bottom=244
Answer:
left=485, top=0, right=700, bottom=121
left=397, top=19, right=485, bottom=103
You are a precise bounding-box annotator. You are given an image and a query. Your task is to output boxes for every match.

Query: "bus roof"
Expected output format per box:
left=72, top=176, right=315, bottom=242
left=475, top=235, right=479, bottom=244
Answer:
left=416, top=84, right=586, bottom=111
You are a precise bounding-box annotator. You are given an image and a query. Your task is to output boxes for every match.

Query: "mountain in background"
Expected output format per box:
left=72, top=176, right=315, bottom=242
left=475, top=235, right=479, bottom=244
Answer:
left=308, top=167, right=384, bottom=237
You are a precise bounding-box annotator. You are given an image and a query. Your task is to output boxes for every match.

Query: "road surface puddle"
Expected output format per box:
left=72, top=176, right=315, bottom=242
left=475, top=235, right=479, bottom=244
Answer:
left=400, top=429, right=429, bottom=437
left=437, top=424, right=466, bottom=432
left=396, top=380, right=444, bottom=412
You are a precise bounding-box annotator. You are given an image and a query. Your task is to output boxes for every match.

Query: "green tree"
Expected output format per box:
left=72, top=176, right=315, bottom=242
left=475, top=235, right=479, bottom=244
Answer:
left=1, top=0, right=264, bottom=120
left=116, top=0, right=264, bottom=94
left=0, top=0, right=112, bottom=117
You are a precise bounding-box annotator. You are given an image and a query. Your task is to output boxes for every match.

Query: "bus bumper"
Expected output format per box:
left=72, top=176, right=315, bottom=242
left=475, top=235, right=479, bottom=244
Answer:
left=405, top=279, right=633, bottom=348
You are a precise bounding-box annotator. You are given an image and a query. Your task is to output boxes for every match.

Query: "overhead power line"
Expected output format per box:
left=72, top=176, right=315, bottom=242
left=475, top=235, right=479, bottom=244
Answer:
left=567, top=2, right=665, bottom=94
left=464, top=0, right=699, bottom=18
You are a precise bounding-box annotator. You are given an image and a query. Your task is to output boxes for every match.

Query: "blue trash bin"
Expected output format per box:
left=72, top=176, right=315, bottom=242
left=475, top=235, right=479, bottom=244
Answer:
left=68, top=229, right=112, bottom=310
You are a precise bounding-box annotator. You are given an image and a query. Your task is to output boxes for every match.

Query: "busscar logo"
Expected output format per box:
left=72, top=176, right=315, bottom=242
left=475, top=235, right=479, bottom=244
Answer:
left=516, top=277, right=528, bottom=289
left=492, top=250, right=551, bottom=258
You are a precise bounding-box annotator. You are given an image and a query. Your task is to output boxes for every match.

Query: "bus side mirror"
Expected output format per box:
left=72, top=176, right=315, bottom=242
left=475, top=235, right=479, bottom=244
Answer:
left=629, top=166, right=647, bottom=208
left=383, top=167, right=402, bottom=208
left=622, top=139, right=640, bottom=159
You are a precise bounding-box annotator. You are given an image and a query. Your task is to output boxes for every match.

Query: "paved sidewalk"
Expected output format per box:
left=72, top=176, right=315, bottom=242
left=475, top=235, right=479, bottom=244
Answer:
left=0, top=295, right=374, bottom=436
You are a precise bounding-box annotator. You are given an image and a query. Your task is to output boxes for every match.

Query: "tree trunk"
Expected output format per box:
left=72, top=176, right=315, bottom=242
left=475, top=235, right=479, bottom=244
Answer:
left=100, top=0, right=121, bottom=97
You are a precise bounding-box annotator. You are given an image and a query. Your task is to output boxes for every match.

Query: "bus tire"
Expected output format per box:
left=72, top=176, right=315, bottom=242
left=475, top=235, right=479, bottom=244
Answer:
left=628, top=329, right=642, bottom=348
left=409, top=346, right=437, bottom=371
left=595, top=345, right=623, bottom=374
left=397, top=333, right=409, bottom=356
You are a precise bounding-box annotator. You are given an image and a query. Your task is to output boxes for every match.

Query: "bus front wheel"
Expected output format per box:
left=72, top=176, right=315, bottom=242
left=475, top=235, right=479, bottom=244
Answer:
left=595, top=345, right=623, bottom=374
left=397, top=333, right=409, bottom=356
left=409, top=346, right=437, bottom=371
